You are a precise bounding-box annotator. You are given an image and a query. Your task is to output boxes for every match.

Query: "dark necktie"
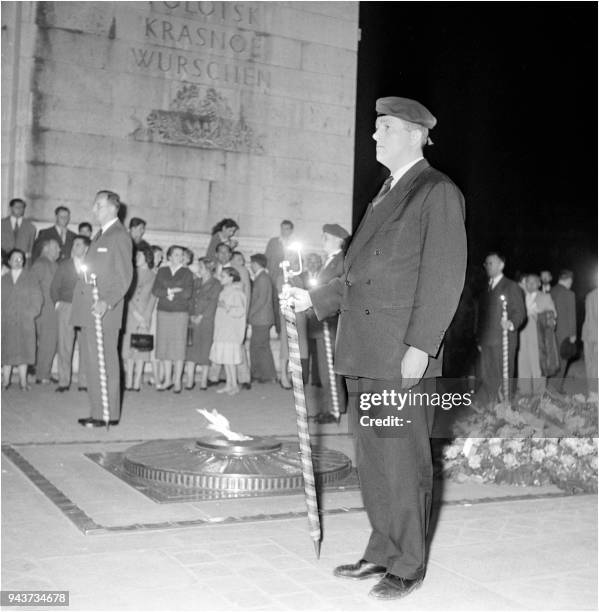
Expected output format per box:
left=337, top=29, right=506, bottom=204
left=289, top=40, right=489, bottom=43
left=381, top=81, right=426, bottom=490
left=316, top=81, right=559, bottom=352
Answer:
left=13, top=220, right=19, bottom=241
left=92, top=228, right=103, bottom=242
left=372, top=176, right=394, bottom=207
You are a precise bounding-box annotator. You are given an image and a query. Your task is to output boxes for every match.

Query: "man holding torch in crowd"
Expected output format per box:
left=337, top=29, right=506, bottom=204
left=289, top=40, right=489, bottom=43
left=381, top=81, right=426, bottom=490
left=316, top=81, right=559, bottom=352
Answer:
left=287, top=97, right=467, bottom=599
left=71, top=190, right=133, bottom=427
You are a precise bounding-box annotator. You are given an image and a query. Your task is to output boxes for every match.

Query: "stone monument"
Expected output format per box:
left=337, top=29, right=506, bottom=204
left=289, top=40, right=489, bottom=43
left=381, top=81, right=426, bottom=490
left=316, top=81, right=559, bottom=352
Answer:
left=1, top=1, right=358, bottom=252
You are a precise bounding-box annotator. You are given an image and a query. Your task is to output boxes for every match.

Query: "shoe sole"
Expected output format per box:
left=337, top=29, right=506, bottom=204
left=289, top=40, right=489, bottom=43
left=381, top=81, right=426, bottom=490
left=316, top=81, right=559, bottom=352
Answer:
left=333, top=571, right=386, bottom=581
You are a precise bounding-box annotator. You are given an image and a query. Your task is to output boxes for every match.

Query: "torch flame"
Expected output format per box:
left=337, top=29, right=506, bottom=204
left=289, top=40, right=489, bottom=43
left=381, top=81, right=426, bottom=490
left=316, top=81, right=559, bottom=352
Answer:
left=196, top=408, right=252, bottom=441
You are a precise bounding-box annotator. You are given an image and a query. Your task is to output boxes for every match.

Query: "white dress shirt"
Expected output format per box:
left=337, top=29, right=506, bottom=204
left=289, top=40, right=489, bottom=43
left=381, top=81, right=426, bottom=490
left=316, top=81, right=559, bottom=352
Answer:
left=390, top=157, right=424, bottom=189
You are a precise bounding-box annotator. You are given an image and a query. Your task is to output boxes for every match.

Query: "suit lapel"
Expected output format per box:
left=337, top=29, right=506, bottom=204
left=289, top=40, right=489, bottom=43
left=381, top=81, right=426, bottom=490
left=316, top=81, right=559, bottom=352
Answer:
left=346, top=160, right=429, bottom=270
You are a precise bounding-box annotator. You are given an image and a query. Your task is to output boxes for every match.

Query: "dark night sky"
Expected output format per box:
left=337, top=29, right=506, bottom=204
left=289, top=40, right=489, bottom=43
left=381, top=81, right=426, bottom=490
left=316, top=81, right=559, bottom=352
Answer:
left=354, top=2, right=597, bottom=303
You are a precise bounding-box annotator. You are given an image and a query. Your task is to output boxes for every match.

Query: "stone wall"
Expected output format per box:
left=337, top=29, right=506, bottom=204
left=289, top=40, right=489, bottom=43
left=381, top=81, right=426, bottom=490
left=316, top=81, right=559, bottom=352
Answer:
left=2, top=1, right=358, bottom=255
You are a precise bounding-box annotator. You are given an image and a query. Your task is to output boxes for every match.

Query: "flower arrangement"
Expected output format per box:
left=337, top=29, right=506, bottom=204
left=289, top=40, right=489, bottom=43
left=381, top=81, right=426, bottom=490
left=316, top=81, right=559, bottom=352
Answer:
left=435, top=391, right=598, bottom=493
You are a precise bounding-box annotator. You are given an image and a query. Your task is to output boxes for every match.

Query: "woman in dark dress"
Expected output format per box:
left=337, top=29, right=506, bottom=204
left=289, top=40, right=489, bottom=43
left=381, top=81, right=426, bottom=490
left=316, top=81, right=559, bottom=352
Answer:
left=151, top=245, right=193, bottom=392
left=184, top=257, right=221, bottom=390
left=1, top=249, right=43, bottom=390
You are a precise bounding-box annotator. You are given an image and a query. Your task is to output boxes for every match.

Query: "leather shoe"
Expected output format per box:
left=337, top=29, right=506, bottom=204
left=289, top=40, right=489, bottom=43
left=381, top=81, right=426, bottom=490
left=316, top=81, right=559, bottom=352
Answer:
left=333, top=559, right=386, bottom=580
left=240, top=382, right=252, bottom=390
left=368, top=574, right=423, bottom=599
left=90, top=419, right=119, bottom=427
left=78, top=417, right=118, bottom=427
left=317, top=412, right=337, bottom=424
left=55, top=386, right=69, bottom=393
left=78, top=386, right=87, bottom=392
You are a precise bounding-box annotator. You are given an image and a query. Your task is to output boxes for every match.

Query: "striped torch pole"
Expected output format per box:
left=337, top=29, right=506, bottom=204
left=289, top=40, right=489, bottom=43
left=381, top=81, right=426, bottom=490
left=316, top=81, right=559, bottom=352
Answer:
left=89, top=273, right=111, bottom=429
left=279, top=246, right=322, bottom=558
left=322, top=321, right=340, bottom=422
left=499, top=294, right=510, bottom=404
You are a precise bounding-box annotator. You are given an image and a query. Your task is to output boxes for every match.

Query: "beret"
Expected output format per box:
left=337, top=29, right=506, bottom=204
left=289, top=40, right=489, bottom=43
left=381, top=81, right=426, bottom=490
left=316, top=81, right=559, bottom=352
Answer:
left=376, top=96, right=437, bottom=129
left=322, top=223, right=349, bottom=240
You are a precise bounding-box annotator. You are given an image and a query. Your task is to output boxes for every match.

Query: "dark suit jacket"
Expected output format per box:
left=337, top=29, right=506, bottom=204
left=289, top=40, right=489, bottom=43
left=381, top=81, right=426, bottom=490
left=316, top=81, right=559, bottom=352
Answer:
left=308, top=251, right=345, bottom=338
left=32, top=226, right=77, bottom=262
left=550, top=283, right=576, bottom=344
left=249, top=270, right=275, bottom=326
left=310, top=159, right=467, bottom=380
left=70, top=220, right=133, bottom=331
left=50, top=258, right=80, bottom=304
left=1, top=216, right=37, bottom=260
left=265, top=237, right=286, bottom=279
left=476, top=276, right=526, bottom=346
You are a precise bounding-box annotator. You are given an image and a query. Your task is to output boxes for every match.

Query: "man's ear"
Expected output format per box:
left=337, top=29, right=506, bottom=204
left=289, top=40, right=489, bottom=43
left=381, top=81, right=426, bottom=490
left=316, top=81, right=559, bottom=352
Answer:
left=410, top=129, right=423, bottom=146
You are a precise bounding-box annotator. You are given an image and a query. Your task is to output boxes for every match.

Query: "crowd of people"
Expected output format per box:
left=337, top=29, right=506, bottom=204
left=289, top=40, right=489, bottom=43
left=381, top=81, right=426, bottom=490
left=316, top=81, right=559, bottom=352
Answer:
left=0, top=197, right=352, bottom=422
left=445, top=252, right=598, bottom=401
left=1, top=197, right=597, bottom=408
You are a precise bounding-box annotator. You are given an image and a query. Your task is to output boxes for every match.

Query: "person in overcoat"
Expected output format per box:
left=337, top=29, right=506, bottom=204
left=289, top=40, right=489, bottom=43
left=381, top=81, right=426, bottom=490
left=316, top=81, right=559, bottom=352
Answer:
left=70, top=191, right=133, bottom=426
left=287, top=97, right=467, bottom=599
left=184, top=257, right=221, bottom=390
left=1, top=199, right=37, bottom=263
left=31, top=206, right=77, bottom=262
left=1, top=249, right=43, bottom=389
left=308, top=224, right=348, bottom=422
left=122, top=245, right=157, bottom=391
left=248, top=253, right=276, bottom=382
left=549, top=270, right=577, bottom=390
left=518, top=274, right=557, bottom=395
left=31, top=239, right=60, bottom=383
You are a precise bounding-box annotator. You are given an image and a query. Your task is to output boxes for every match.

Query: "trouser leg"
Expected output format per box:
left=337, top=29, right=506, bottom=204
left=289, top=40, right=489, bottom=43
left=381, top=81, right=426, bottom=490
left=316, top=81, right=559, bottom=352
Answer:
left=80, top=326, right=121, bottom=421
left=347, top=376, right=435, bottom=580
left=56, top=303, right=75, bottom=387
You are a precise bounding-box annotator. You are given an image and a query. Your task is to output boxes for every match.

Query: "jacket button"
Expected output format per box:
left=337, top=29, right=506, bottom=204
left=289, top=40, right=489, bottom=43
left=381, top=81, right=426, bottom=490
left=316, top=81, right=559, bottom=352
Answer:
left=374, top=249, right=381, bottom=255
left=365, top=309, right=370, bottom=315
left=345, top=280, right=352, bottom=287
left=366, top=279, right=371, bottom=285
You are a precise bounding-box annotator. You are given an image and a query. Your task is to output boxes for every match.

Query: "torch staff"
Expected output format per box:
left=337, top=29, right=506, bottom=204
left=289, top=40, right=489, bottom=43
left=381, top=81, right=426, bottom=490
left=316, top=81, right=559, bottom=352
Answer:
left=499, top=294, right=510, bottom=404
left=279, top=247, right=322, bottom=558
left=322, top=321, right=340, bottom=422
left=90, top=273, right=111, bottom=429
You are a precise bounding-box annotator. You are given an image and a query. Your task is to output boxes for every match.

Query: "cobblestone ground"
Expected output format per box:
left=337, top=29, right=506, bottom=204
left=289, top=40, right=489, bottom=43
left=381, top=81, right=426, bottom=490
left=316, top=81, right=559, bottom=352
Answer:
left=1, top=381, right=597, bottom=611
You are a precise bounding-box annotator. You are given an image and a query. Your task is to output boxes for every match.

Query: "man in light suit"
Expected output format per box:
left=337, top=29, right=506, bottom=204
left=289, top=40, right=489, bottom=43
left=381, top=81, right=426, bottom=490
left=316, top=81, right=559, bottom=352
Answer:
left=310, top=223, right=348, bottom=423
left=476, top=252, right=527, bottom=403
left=70, top=191, right=133, bottom=427
left=50, top=234, right=90, bottom=392
left=32, top=206, right=77, bottom=262
left=288, top=97, right=467, bottom=599
left=549, top=269, right=577, bottom=391
left=248, top=253, right=276, bottom=382
left=1, top=198, right=37, bottom=263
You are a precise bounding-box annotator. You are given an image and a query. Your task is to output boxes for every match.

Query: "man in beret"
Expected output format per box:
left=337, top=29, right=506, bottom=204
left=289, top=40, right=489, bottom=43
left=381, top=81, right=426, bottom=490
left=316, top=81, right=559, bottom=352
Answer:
left=309, top=223, right=349, bottom=423
left=287, top=97, right=467, bottom=599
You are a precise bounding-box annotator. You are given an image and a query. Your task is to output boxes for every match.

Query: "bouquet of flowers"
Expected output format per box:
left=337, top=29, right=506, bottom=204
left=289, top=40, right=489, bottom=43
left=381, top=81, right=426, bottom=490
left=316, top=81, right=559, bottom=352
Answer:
left=435, top=391, right=598, bottom=493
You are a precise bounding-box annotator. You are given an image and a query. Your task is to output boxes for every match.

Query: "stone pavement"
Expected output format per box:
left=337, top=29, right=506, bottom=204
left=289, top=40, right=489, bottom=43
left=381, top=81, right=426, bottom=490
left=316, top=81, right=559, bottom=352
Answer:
left=1, top=382, right=597, bottom=611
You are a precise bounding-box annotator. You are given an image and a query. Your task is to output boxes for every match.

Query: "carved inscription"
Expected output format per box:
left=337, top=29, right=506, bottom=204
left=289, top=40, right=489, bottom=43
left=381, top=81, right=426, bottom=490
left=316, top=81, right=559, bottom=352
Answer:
left=129, top=1, right=271, bottom=89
